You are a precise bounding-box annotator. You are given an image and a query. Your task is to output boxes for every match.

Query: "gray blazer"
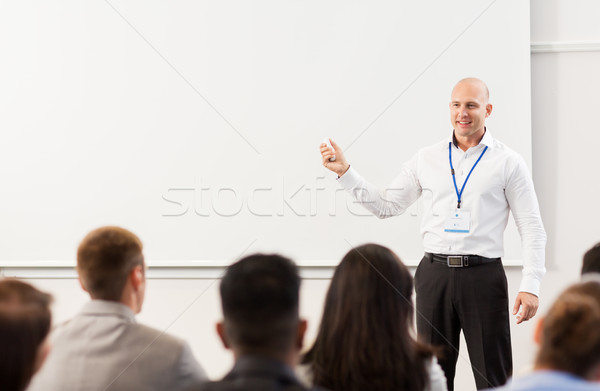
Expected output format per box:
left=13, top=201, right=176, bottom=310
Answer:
left=27, top=300, right=207, bottom=391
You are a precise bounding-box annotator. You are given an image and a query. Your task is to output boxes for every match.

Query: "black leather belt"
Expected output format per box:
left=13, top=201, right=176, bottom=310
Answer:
left=425, top=252, right=500, bottom=268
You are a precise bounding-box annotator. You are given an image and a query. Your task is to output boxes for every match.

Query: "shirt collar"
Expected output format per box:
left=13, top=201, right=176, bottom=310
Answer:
left=225, top=355, right=301, bottom=385
left=78, top=300, right=136, bottom=323
left=449, top=128, right=494, bottom=150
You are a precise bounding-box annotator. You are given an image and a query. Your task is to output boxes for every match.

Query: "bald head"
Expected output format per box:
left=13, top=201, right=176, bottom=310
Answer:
left=449, top=78, right=492, bottom=147
left=452, top=78, right=489, bottom=103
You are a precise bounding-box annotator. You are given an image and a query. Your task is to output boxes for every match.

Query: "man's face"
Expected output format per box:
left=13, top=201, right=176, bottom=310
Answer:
left=449, top=81, right=491, bottom=139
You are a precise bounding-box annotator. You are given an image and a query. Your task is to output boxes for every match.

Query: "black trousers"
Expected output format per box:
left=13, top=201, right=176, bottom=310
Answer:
left=414, top=255, right=512, bottom=390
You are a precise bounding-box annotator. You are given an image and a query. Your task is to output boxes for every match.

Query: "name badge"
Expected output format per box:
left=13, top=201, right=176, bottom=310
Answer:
left=444, top=210, right=471, bottom=233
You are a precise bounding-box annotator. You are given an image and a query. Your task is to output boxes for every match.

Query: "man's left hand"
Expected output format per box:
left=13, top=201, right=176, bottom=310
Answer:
left=513, top=292, right=539, bottom=324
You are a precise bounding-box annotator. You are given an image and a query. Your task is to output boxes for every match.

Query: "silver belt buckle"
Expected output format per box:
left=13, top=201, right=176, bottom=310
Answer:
left=447, top=255, right=468, bottom=267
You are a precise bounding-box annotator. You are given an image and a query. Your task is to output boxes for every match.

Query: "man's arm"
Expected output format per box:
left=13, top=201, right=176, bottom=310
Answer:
left=175, top=341, right=209, bottom=390
left=320, top=139, right=422, bottom=218
left=505, top=155, right=547, bottom=324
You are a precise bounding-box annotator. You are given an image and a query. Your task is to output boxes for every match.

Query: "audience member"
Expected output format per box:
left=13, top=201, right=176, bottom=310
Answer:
left=487, top=280, right=600, bottom=390
left=0, top=279, right=52, bottom=391
left=581, top=242, right=600, bottom=275
left=300, top=243, right=447, bottom=391
left=195, top=253, right=319, bottom=391
left=27, top=226, right=207, bottom=391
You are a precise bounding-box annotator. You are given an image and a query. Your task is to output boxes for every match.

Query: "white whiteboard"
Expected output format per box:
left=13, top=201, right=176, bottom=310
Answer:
left=0, top=0, right=531, bottom=266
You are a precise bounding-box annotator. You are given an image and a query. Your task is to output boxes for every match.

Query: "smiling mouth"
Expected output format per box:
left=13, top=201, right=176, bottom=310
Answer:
left=457, top=121, right=471, bottom=125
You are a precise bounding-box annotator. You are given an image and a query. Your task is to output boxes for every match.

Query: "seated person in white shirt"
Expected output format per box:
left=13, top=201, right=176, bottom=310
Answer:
left=487, top=280, right=600, bottom=391
left=300, top=243, right=447, bottom=391
left=28, top=226, right=208, bottom=391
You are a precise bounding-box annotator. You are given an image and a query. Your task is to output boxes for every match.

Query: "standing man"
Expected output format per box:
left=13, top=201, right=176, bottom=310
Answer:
left=319, top=78, right=546, bottom=390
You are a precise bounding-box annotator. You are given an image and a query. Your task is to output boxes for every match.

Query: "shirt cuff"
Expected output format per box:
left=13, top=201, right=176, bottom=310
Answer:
left=336, top=166, right=361, bottom=188
left=518, top=277, right=541, bottom=297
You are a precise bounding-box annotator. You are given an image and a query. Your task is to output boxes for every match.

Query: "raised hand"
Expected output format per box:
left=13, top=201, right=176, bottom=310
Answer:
left=319, top=139, right=350, bottom=177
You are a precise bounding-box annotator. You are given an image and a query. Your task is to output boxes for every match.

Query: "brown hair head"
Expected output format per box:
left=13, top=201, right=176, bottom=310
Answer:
left=220, top=253, right=301, bottom=356
left=582, top=242, right=600, bottom=275
left=0, top=279, right=52, bottom=391
left=303, top=243, right=432, bottom=391
left=77, top=226, right=144, bottom=300
left=535, top=281, right=600, bottom=379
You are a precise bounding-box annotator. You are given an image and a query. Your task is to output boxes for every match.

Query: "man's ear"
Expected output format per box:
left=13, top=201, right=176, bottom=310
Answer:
left=130, top=265, right=144, bottom=291
left=485, top=103, right=493, bottom=117
left=296, top=319, right=308, bottom=350
left=77, top=276, right=88, bottom=293
left=216, top=321, right=231, bottom=350
left=533, top=316, right=544, bottom=345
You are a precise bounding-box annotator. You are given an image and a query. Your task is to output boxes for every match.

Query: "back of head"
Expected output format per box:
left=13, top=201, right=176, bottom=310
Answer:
left=77, top=226, right=144, bottom=301
left=315, top=243, right=414, bottom=341
left=304, top=243, right=430, bottom=391
left=0, top=279, right=52, bottom=391
left=220, top=253, right=301, bottom=357
left=582, top=242, right=600, bottom=275
left=535, top=281, right=600, bottom=379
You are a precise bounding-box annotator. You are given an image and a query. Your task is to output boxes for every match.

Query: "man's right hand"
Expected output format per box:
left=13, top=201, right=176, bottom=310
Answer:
left=320, top=139, right=350, bottom=177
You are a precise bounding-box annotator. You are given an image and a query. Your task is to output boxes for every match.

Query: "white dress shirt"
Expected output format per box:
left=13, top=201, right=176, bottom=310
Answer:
left=338, top=130, right=546, bottom=295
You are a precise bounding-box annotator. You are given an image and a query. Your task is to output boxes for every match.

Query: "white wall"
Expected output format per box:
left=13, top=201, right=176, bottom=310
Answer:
left=7, top=1, right=600, bottom=390
left=528, top=0, right=600, bottom=332
left=478, top=0, right=600, bottom=389
left=450, top=1, right=600, bottom=389
left=0, top=0, right=531, bottom=266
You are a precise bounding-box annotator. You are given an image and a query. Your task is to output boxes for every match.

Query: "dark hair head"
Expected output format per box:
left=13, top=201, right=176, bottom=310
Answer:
left=0, top=279, right=52, bottom=391
left=303, top=243, right=431, bottom=391
left=77, top=226, right=144, bottom=301
left=220, top=253, right=301, bottom=356
left=535, top=281, right=600, bottom=379
left=582, top=242, right=600, bottom=275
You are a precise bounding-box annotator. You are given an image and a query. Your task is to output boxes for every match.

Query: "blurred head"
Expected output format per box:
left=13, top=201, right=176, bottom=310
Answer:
left=77, top=226, right=145, bottom=312
left=304, top=243, right=431, bottom=391
left=582, top=242, right=600, bottom=275
left=318, top=243, right=415, bottom=340
left=450, top=77, right=492, bottom=141
left=534, top=281, right=600, bottom=380
left=0, top=279, right=52, bottom=391
left=217, top=254, right=305, bottom=362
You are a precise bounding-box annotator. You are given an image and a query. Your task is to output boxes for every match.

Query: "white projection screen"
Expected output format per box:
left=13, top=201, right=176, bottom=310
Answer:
left=0, top=1, right=531, bottom=267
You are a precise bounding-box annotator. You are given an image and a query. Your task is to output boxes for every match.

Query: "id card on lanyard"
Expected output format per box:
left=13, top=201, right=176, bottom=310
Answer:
left=444, top=142, right=488, bottom=234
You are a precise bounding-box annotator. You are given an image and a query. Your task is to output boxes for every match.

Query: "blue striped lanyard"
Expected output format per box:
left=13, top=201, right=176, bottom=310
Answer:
left=448, top=142, right=488, bottom=209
